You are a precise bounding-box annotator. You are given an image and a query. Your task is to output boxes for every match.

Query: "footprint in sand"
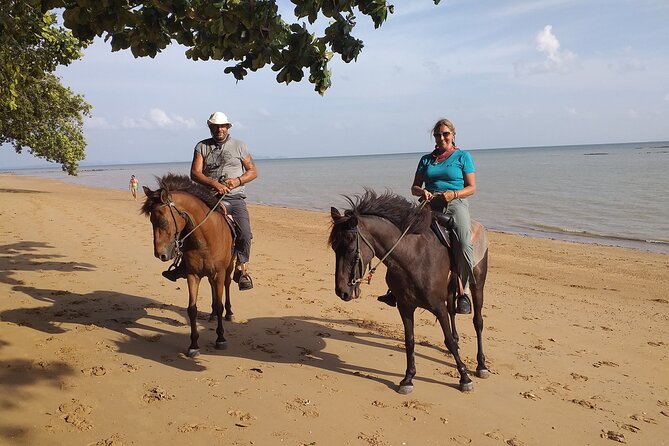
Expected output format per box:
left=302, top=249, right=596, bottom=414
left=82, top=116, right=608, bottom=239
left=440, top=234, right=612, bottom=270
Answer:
left=449, top=434, right=473, bottom=444
left=142, top=385, right=174, bottom=403
left=91, top=433, right=126, bottom=445
left=227, top=409, right=256, bottom=427
left=520, top=391, right=541, bottom=401
left=401, top=400, right=431, bottom=414
left=357, top=431, right=385, bottom=445
left=177, top=422, right=226, bottom=434
left=58, top=399, right=93, bottom=431
left=81, top=366, right=107, bottom=376
left=570, top=398, right=597, bottom=409
left=122, top=362, right=139, bottom=373
left=618, top=423, right=640, bottom=433
left=285, top=398, right=319, bottom=418
left=601, top=430, right=625, bottom=443
left=570, top=372, right=589, bottom=381
left=630, top=413, right=657, bottom=424
left=592, top=360, right=619, bottom=368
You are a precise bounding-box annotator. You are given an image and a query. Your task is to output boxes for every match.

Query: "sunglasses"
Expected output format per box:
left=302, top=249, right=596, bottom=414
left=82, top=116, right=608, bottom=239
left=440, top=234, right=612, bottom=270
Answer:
left=433, top=131, right=451, bottom=139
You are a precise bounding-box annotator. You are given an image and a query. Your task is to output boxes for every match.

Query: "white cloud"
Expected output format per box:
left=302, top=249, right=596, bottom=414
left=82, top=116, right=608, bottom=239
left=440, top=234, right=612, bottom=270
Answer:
left=147, top=108, right=172, bottom=127
left=120, top=108, right=197, bottom=130
left=86, top=116, right=113, bottom=129
left=536, top=25, right=576, bottom=68
left=515, top=25, right=576, bottom=75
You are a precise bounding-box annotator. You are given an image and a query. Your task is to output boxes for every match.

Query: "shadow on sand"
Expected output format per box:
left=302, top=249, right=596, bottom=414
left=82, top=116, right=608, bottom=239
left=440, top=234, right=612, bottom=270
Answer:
left=1, top=241, right=464, bottom=393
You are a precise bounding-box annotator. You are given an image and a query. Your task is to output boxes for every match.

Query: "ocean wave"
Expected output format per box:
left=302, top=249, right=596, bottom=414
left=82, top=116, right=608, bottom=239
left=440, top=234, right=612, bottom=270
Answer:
left=527, top=224, right=669, bottom=245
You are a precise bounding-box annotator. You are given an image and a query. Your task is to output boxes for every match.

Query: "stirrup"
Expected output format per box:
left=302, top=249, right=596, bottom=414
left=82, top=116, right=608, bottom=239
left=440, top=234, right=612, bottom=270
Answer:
left=456, top=294, right=471, bottom=314
left=238, top=273, right=253, bottom=291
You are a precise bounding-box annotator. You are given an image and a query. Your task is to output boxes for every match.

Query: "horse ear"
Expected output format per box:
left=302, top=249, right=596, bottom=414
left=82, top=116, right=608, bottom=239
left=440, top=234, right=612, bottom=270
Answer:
left=142, top=186, right=152, bottom=196
left=331, top=207, right=342, bottom=222
left=159, top=188, right=171, bottom=204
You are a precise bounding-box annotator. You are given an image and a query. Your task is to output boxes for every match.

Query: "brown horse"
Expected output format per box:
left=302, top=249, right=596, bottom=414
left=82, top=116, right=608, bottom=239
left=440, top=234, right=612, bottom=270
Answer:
left=329, top=190, right=490, bottom=393
left=142, top=173, right=235, bottom=357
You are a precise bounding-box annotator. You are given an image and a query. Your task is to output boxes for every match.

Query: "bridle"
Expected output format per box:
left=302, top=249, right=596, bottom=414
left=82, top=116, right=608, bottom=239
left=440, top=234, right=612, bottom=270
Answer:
left=346, top=226, right=376, bottom=286
left=153, top=191, right=228, bottom=267
left=345, top=200, right=428, bottom=286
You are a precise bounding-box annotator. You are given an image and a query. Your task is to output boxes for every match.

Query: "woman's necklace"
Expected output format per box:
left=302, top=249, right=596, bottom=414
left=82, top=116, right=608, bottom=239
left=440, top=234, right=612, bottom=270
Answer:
left=431, top=147, right=456, bottom=165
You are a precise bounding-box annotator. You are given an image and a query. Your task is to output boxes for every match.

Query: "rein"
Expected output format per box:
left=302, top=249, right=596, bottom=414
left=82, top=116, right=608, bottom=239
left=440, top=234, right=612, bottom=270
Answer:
left=163, top=193, right=229, bottom=267
left=349, top=199, right=428, bottom=286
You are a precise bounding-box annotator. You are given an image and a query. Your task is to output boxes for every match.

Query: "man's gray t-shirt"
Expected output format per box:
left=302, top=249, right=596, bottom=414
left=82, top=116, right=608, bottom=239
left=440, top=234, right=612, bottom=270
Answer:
left=194, top=136, right=249, bottom=197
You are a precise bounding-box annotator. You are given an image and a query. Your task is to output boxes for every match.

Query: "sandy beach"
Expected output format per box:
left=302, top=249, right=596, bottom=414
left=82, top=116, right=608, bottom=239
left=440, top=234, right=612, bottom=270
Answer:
left=1, top=174, right=667, bottom=446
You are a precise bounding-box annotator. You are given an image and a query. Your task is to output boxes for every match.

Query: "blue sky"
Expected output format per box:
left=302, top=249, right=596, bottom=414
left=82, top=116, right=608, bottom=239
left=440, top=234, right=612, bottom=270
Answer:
left=2, top=0, right=668, bottom=169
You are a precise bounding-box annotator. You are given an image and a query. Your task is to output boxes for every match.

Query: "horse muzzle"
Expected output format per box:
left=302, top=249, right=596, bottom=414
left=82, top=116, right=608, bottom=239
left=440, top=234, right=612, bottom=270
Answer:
left=336, top=285, right=360, bottom=302
left=154, top=242, right=178, bottom=262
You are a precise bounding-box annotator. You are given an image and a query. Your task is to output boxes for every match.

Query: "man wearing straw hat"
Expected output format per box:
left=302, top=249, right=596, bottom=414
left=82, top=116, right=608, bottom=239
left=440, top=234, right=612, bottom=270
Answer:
left=163, top=111, right=258, bottom=290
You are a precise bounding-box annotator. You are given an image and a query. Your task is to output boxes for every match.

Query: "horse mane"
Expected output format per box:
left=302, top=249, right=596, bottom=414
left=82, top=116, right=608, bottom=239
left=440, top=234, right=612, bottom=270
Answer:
left=329, top=189, right=432, bottom=247
left=141, top=173, right=219, bottom=214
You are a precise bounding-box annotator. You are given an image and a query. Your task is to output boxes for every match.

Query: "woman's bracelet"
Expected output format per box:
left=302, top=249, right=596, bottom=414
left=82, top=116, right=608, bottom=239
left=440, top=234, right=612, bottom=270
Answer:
left=454, top=190, right=459, bottom=199
left=237, top=176, right=243, bottom=187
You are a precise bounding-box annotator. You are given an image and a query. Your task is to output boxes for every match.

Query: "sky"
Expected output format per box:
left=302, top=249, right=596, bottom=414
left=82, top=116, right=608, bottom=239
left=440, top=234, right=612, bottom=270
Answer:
left=2, top=0, right=669, bottom=169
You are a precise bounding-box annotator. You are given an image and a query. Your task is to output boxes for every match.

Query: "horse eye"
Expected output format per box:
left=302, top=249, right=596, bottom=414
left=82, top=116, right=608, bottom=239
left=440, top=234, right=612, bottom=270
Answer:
left=151, top=215, right=168, bottom=230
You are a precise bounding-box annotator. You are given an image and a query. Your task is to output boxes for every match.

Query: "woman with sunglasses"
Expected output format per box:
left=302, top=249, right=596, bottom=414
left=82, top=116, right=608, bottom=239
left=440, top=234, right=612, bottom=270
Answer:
left=378, top=118, right=477, bottom=314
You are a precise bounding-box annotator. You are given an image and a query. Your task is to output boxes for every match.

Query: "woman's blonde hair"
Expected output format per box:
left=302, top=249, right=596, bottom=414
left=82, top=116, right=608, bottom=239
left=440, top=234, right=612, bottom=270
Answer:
left=431, top=118, right=456, bottom=135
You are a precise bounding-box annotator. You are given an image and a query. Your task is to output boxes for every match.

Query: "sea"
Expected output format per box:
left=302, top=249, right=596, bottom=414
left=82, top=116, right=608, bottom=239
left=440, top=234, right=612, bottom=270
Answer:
left=4, top=141, right=669, bottom=255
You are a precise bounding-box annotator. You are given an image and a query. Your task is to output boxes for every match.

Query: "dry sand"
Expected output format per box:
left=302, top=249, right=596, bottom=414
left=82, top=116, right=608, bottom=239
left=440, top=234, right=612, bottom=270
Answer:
left=1, top=174, right=668, bottom=446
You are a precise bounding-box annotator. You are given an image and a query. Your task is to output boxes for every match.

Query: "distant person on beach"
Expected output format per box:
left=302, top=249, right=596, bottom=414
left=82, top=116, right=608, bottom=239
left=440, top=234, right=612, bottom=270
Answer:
left=129, top=175, right=139, bottom=200
left=377, top=118, right=477, bottom=314
left=162, top=111, right=258, bottom=291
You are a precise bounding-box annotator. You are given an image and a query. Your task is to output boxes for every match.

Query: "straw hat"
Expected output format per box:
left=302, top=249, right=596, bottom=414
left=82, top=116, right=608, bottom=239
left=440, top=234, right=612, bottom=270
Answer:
left=207, top=111, right=233, bottom=127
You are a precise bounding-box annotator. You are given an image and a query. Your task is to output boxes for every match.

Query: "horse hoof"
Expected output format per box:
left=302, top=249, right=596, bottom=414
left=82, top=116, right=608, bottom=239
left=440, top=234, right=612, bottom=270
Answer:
left=215, top=341, right=228, bottom=350
left=187, top=348, right=200, bottom=358
left=476, top=368, right=491, bottom=379
left=224, top=314, right=234, bottom=322
left=460, top=381, right=474, bottom=392
left=398, top=385, right=414, bottom=395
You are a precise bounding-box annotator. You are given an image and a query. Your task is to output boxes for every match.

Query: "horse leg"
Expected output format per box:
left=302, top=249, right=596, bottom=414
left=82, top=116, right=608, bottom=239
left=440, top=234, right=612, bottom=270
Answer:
left=209, top=271, right=233, bottom=321
left=472, top=255, right=490, bottom=378
left=186, top=275, right=202, bottom=357
left=447, top=286, right=460, bottom=345
left=449, top=311, right=459, bottom=345
left=209, top=276, right=227, bottom=349
left=224, top=267, right=234, bottom=321
left=397, top=304, right=417, bottom=394
left=434, top=304, right=472, bottom=392
left=444, top=272, right=459, bottom=344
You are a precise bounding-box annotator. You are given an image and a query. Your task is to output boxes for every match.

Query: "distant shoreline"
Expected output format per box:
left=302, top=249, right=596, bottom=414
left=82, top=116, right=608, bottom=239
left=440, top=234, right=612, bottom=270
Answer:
left=2, top=172, right=666, bottom=256
left=3, top=139, right=669, bottom=171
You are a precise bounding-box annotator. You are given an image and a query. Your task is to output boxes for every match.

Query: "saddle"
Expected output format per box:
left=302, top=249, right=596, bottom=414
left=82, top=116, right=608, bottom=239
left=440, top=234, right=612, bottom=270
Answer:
left=214, top=199, right=239, bottom=243
left=431, top=212, right=488, bottom=267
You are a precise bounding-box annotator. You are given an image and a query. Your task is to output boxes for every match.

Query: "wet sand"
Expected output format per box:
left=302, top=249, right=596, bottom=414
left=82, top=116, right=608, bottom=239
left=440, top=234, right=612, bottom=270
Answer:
left=1, top=174, right=667, bottom=445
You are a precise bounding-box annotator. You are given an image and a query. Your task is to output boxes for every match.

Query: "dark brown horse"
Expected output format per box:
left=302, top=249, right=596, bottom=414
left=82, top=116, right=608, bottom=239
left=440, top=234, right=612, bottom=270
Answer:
left=142, top=173, right=235, bottom=357
left=329, top=190, right=490, bottom=393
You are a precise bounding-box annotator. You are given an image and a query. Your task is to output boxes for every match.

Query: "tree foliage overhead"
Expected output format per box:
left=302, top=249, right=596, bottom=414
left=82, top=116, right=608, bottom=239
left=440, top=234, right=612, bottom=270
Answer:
left=46, top=0, right=440, bottom=95
left=1, top=1, right=91, bottom=175
left=2, top=0, right=441, bottom=174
